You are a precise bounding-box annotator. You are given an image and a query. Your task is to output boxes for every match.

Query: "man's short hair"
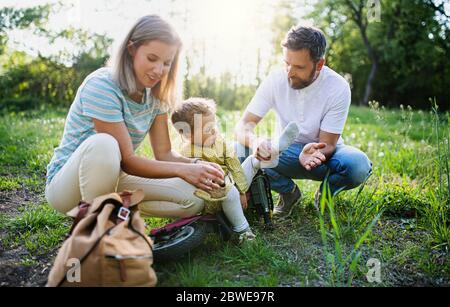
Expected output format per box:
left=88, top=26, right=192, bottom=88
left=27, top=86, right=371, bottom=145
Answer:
left=282, top=25, right=327, bottom=63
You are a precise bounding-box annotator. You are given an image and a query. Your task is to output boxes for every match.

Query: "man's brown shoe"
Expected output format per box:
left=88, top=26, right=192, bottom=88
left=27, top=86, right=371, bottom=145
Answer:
left=273, top=185, right=302, bottom=217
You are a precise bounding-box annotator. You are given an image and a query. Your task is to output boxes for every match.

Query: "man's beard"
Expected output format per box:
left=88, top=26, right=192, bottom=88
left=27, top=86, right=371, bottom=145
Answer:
left=289, top=64, right=318, bottom=90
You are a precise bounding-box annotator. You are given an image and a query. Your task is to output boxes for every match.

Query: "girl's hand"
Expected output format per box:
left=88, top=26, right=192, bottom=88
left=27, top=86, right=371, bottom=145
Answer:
left=240, top=193, right=248, bottom=210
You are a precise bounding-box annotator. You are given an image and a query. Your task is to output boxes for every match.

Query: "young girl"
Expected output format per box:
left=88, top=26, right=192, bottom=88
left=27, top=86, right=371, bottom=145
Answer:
left=171, top=98, right=299, bottom=243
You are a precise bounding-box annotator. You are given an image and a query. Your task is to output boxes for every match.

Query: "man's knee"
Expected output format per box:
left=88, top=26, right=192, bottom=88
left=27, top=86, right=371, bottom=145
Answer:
left=347, top=153, right=372, bottom=187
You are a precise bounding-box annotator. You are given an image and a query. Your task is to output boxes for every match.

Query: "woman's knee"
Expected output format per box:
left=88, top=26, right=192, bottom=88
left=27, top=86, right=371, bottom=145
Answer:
left=178, top=202, right=204, bottom=218
left=45, top=184, right=80, bottom=215
left=84, top=133, right=121, bottom=169
left=176, top=194, right=204, bottom=217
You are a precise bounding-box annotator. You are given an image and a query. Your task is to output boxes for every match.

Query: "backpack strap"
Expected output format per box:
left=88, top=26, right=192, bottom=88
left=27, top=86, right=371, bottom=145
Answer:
left=120, top=191, right=131, bottom=208
left=116, top=191, right=132, bottom=224
left=69, top=201, right=90, bottom=235
left=70, top=192, right=134, bottom=232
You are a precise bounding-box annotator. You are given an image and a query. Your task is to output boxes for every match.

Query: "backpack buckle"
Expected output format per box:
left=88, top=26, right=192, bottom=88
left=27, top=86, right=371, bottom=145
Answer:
left=118, top=207, right=131, bottom=221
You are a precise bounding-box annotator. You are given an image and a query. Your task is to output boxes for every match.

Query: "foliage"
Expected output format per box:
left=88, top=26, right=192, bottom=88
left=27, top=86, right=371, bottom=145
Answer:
left=318, top=179, right=382, bottom=286
left=0, top=5, right=112, bottom=112
left=0, top=5, right=51, bottom=55
left=0, top=105, right=449, bottom=286
left=309, top=0, right=450, bottom=109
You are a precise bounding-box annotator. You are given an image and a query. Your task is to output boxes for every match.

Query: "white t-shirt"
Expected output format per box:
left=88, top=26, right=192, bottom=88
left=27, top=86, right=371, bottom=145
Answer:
left=246, top=66, right=351, bottom=145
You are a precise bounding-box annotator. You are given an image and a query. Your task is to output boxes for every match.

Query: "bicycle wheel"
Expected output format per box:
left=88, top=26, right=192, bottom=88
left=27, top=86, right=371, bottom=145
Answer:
left=152, top=222, right=209, bottom=262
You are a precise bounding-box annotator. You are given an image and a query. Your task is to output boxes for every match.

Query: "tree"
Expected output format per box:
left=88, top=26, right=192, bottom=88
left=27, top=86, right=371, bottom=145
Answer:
left=269, top=0, right=298, bottom=68
left=344, top=0, right=379, bottom=106
left=0, top=5, right=51, bottom=55
left=311, top=0, right=379, bottom=105
left=310, top=0, right=450, bottom=109
left=0, top=4, right=112, bottom=112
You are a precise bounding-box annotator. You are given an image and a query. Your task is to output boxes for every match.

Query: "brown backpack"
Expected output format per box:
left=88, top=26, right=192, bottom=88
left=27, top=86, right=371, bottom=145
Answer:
left=46, top=190, right=157, bottom=287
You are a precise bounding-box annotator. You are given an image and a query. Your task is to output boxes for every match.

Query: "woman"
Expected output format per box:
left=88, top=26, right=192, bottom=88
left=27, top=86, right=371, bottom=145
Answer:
left=45, top=15, right=224, bottom=218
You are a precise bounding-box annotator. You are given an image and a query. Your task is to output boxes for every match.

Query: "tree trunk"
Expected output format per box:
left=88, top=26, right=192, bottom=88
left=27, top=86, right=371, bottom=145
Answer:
left=363, top=60, right=377, bottom=105
left=358, top=24, right=378, bottom=105
left=345, top=0, right=379, bottom=105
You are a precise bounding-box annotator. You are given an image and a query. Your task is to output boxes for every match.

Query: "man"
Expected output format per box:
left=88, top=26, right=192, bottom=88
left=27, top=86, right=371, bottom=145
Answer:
left=235, top=24, right=372, bottom=217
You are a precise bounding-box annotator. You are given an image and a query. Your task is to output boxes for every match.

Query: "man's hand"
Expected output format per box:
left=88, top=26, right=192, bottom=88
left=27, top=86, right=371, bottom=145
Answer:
left=240, top=193, right=248, bottom=210
left=299, top=143, right=327, bottom=171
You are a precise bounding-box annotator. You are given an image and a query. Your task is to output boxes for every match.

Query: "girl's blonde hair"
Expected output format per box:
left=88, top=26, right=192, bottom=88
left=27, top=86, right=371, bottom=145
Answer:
left=112, top=15, right=182, bottom=110
left=171, top=97, right=217, bottom=131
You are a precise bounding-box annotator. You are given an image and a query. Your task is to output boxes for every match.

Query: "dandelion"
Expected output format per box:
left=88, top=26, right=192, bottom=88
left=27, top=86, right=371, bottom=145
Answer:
left=369, top=100, right=380, bottom=110
left=378, top=152, right=385, bottom=157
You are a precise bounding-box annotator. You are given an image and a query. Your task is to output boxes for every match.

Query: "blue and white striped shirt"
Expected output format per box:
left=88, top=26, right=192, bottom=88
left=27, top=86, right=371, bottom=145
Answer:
left=46, top=67, right=167, bottom=186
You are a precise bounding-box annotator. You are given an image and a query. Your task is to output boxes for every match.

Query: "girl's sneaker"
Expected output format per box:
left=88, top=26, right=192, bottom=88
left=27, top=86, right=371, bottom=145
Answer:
left=238, top=229, right=256, bottom=244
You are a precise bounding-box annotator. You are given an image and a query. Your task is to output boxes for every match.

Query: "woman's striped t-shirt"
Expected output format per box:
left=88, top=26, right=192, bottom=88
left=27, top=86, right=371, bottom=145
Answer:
left=46, top=67, right=167, bottom=186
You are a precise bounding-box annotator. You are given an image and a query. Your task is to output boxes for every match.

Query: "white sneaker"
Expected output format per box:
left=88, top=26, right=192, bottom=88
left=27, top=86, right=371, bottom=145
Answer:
left=238, top=229, right=256, bottom=244
left=260, top=122, right=299, bottom=169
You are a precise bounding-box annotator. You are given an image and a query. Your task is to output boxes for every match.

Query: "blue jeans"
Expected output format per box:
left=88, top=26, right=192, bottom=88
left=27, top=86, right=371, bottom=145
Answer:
left=235, top=142, right=372, bottom=196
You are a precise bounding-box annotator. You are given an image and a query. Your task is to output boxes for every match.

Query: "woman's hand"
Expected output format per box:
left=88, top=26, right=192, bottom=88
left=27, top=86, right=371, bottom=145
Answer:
left=240, top=193, right=248, bottom=210
left=197, top=160, right=224, bottom=175
left=179, top=162, right=225, bottom=192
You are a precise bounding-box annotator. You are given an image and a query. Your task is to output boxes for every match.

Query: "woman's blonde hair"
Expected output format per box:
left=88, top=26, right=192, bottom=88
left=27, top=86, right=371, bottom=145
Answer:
left=113, top=15, right=182, bottom=110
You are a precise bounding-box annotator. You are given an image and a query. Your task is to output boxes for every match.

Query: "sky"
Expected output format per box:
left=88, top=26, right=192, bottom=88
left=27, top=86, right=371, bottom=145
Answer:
left=2, top=0, right=314, bottom=85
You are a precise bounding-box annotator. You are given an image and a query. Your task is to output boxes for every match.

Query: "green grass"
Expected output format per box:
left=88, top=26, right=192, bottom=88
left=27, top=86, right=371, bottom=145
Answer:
left=0, top=104, right=448, bottom=286
left=1, top=203, right=70, bottom=255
